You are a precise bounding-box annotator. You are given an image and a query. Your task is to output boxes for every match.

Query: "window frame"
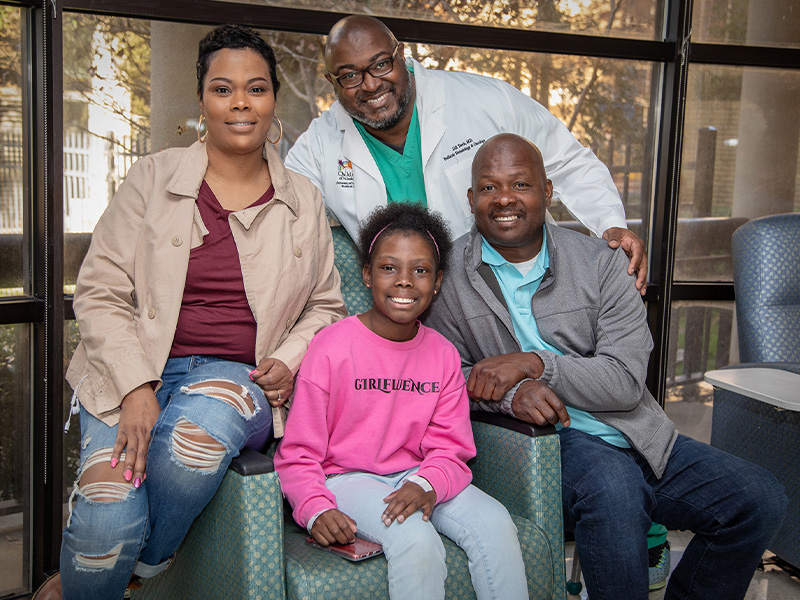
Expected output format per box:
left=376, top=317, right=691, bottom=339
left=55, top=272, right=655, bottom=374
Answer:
left=1, top=0, right=798, bottom=593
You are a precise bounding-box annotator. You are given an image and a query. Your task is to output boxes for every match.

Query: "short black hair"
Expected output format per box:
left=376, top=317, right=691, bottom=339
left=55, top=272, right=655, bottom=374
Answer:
left=358, top=203, right=452, bottom=274
left=197, top=24, right=280, bottom=98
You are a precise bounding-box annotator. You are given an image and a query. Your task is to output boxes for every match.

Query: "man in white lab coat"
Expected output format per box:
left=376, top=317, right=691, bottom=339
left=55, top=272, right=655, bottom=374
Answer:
left=285, top=15, right=649, bottom=293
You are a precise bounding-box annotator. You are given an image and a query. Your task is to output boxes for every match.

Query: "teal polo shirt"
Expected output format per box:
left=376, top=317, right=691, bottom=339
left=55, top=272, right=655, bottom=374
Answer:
left=481, top=230, right=629, bottom=448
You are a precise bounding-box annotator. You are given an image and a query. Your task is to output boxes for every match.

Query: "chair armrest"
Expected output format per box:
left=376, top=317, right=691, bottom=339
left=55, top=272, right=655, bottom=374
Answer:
left=229, top=446, right=275, bottom=476
left=709, top=362, right=800, bottom=411
left=470, top=410, right=557, bottom=437
left=133, top=465, right=285, bottom=600
left=468, top=410, right=565, bottom=600
left=469, top=410, right=561, bottom=521
left=721, top=362, right=800, bottom=375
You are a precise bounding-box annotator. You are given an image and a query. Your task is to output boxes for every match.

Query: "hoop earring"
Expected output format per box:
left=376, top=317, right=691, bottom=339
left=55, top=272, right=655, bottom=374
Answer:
left=197, top=114, right=207, bottom=143
left=267, top=116, right=283, bottom=145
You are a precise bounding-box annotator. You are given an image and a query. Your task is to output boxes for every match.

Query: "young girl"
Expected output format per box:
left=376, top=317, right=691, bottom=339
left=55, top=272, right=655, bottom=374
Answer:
left=274, top=203, right=528, bottom=600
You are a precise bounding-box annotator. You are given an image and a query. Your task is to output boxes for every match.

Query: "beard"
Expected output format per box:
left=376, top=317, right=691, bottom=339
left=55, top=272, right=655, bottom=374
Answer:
left=344, top=65, right=415, bottom=131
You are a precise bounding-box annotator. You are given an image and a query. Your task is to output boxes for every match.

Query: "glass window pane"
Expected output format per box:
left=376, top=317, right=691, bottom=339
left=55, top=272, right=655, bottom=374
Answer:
left=62, top=18, right=331, bottom=283
left=219, top=0, right=663, bottom=39
left=664, top=301, right=735, bottom=444
left=410, top=45, right=656, bottom=255
left=63, top=14, right=155, bottom=291
left=287, top=38, right=658, bottom=254
left=693, top=0, right=800, bottom=49
left=0, top=323, right=31, bottom=597
left=677, top=65, right=800, bottom=282
left=64, top=17, right=655, bottom=279
left=0, top=6, right=26, bottom=297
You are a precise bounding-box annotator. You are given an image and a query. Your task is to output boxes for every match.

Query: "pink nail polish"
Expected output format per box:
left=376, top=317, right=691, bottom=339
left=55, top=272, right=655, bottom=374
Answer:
left=248, top=369, right=258, bottom=380
left=124, top=469, right=132, bottom=481
left=110, top=457, right=118, bottom=468
left=133, top=477, right=141, bottom=489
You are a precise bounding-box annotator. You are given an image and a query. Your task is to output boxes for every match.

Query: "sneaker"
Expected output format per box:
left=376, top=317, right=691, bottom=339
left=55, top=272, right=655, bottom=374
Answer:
left=648, top=540, right=671, bottom=591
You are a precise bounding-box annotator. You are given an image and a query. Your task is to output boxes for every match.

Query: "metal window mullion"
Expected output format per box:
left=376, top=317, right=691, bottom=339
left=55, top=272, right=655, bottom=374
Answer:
left=647, top=0, right=694, bottom=406
left=32, top=0, right=64, bottom=588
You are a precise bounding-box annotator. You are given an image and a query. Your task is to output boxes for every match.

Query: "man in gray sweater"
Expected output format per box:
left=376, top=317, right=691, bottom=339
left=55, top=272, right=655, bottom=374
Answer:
left=425, top=133, right=786, bottom=600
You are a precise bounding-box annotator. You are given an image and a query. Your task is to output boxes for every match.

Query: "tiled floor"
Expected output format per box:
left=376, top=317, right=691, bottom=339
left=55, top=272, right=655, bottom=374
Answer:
left=565, top=529, right=800, bottom=599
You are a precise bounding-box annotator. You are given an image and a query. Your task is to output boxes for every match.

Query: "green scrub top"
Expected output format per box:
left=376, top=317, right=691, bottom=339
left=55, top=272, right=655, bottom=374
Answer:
left=354, top=102, right=427, bottom=207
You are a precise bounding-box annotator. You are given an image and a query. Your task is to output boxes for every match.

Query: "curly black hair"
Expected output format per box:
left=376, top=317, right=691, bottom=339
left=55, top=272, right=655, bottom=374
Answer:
left=197, top=24, right=281, bottom=99
left=358, top=203, right=452, bottom=274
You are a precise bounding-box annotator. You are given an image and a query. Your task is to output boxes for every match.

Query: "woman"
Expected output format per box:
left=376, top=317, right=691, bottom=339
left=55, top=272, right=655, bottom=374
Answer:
left=35, top=24, right=346, bottom=600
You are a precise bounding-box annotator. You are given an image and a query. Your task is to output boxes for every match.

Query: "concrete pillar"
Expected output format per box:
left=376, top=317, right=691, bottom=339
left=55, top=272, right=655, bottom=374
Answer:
left=150, top=22, right=211, bottom=152
left=731, top=0, right=800, bottom=218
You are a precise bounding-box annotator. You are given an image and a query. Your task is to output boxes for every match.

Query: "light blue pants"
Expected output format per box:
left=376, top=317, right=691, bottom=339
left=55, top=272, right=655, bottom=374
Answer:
left=60, top=356, right=272, bottom=600
left=326, top=468, right=528, bottom=600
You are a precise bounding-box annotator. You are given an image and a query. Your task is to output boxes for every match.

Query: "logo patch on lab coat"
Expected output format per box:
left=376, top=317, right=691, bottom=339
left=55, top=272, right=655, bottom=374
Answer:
left=336, top=159, right=354, bottom=189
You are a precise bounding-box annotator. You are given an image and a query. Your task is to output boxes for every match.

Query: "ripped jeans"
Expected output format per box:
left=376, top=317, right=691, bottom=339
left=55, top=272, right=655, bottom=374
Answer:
left=60, top=356, right=272, bottom=600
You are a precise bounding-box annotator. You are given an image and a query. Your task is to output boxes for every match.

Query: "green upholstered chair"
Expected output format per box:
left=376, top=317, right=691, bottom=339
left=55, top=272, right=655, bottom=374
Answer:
left=132, top=226, right=565, bottom=600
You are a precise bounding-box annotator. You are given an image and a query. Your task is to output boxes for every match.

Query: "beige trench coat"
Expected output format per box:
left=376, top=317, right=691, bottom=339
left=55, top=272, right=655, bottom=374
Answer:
left=66, top=140, right=347, bottom=426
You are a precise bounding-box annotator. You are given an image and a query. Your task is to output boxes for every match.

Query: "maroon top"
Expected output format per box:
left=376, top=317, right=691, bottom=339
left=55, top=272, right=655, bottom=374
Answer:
left=170, top=181, right=274, bottom=365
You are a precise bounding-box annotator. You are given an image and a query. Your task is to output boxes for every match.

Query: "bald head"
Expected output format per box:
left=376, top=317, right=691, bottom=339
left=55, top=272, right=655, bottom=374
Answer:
left=471, top=133, right=546, bottom=188
left=325, top=16, right=397, bottom=67
left=323, top=16, right=413, bottom=137
left=467, top=133, right=552, bottom=262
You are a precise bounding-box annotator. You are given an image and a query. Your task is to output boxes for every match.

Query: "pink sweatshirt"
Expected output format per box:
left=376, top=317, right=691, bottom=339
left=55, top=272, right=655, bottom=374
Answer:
left=274, top=316, right=476, bottom=529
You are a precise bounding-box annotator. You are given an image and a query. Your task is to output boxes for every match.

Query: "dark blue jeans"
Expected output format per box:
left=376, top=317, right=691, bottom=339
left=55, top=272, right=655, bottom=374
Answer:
left=559, top=428, right=787, bottom=600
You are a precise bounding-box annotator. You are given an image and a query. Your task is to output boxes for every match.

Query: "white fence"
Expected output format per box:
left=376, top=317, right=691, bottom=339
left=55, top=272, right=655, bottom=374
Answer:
left=0, top=131, right=23, bottom=234
left=0, top=129, right=149, bottom=234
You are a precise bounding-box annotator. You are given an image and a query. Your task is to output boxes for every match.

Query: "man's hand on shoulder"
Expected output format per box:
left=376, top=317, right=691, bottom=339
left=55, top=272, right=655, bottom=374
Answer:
left=602, top=227, right=648, bottom=296
left=467, top=352, right=545, bottom=402
left=511, top=380, right=571, bottom=427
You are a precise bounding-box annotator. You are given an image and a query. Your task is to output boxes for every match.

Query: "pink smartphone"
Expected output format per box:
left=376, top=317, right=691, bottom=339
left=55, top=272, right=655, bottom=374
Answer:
left=305, top=536, right=384, bottom=562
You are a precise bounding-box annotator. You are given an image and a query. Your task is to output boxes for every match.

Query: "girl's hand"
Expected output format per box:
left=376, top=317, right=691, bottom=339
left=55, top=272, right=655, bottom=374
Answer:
left=310, top=509, right=358, bottom=546
left=382, top=481, right=436, bottom=526
left=250, top=358, right=293, bottom=407
left=112, top=383, right=161, bottom=488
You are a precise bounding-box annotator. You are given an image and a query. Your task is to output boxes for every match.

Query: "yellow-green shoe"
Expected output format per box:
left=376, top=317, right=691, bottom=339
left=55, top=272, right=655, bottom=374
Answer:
left=648, top=541, right=671, bottom=591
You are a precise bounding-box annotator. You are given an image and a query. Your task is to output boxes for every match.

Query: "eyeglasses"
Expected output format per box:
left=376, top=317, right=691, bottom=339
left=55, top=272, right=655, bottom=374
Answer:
left=329, top=44, right=401, bottom=89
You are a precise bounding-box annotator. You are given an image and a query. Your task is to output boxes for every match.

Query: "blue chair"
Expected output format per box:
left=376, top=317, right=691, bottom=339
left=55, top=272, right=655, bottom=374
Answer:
left=709, top=212, right=800, bottom=569
left=133, top=226, right=566, bottom=599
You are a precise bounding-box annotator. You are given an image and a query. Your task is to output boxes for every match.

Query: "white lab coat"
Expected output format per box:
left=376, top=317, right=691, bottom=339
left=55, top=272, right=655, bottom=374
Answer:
left=285, top=58, right=626, bottom=243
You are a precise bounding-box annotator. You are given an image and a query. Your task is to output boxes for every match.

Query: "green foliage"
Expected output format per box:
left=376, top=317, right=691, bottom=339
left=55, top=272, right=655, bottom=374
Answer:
left=0, top=322, right=82, bottom=502
left=0, top=6, right=21, bottom=88
left=0, top=324, right=25, bottom=502
left=64, top=321, right=83, bottom=484
left=702, top=0, right=750, bottom=44
left=63, top=14, right=151, bottom=138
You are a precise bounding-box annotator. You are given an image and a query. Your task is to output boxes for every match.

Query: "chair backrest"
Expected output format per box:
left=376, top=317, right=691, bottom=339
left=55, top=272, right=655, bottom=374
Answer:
left=731, top=212, right=800, bottom=363
left=330, top=225, right=373, bottom=317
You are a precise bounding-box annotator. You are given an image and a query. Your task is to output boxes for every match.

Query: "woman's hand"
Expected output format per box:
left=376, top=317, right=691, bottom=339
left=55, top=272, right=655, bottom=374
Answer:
left=249, top=358, right=293, bottom=407
left=112, top=383, right=161, bottom=488
left=310, top=509, right=358, bottom=546
left=382, top=481, right=437, bottom=526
